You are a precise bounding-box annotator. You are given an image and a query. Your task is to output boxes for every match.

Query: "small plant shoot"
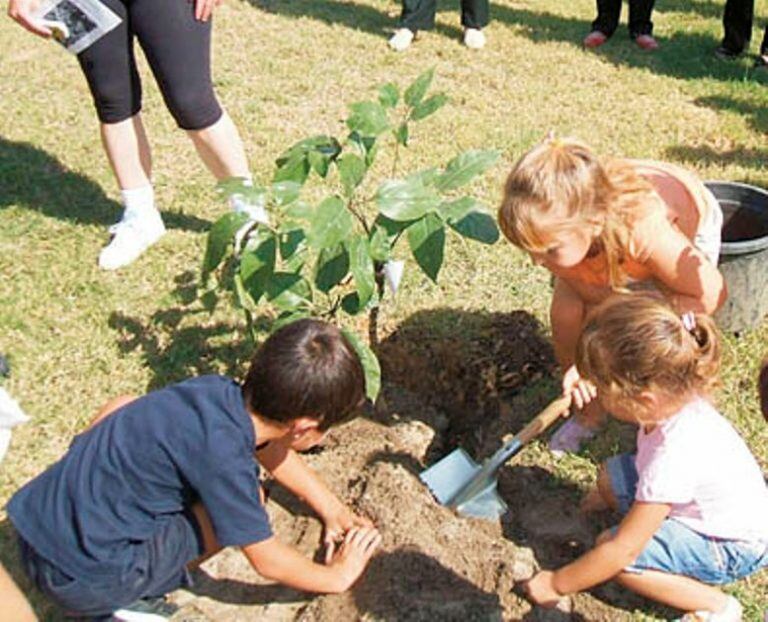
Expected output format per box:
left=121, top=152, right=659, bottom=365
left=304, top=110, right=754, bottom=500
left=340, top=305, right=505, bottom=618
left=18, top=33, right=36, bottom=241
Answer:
left=202, top=69, right=501, bottom=401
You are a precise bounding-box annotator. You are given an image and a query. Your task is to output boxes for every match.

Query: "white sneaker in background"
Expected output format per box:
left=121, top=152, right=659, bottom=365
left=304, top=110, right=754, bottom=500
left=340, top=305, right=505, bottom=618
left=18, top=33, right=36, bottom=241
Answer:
left=388, top=28, right=415, bottom=51
left=678, top=596, right=743, bottom=622
left=98, top=210, right=166, bottom=270
left=464, top=27, right=486, bottom=49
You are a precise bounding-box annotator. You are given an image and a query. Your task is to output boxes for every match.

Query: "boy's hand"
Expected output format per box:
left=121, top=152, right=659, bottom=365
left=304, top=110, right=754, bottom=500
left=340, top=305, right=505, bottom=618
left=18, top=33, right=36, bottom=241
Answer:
left=562, top=365, right=597, bottom=410
left=327, top=527, right=381, bottom=591
left=523, top=571, right=564, bottom=608
left=321, top=502, right=374, bottom=562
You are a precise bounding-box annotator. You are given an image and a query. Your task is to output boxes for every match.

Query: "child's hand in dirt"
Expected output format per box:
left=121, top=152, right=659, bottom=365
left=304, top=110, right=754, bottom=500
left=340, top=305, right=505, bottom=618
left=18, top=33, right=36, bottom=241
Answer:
left=562, top=365, right=597, bottom=410
left=326, top=527, right=382, bottom=591
left=322, top=502, right=375, bottom=562
left=523, top=570, right=565, bottom=608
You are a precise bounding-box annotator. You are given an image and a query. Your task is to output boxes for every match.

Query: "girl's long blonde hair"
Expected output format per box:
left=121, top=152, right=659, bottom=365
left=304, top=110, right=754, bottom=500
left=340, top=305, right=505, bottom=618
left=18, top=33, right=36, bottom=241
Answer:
left=498, top=137, right=661, bottom=288
left=576, top=294, right=720, bottom=409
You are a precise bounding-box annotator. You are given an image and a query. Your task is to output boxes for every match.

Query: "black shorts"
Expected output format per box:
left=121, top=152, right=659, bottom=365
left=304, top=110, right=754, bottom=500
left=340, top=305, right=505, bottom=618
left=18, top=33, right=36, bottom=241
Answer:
left=77, top=0, right=222, bottom=130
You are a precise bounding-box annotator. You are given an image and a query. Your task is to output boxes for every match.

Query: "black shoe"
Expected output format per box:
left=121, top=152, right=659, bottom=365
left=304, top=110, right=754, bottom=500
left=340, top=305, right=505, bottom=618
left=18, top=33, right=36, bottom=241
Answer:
left=715, top=45, right=744, bottom=60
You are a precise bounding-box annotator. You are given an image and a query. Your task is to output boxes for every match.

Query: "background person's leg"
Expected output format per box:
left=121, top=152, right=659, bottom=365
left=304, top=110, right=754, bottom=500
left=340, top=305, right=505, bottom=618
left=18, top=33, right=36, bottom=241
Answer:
left=460, top=0, right=489, bottom=29
left=130, top=0, right=250, bottom=181
left=398, top=0, right=438, bottom=32
left=720, top=0, right=754, bottom=54
left=590, top=0, right=622, bottom=37
left=627, top=0, right=654, bottom=38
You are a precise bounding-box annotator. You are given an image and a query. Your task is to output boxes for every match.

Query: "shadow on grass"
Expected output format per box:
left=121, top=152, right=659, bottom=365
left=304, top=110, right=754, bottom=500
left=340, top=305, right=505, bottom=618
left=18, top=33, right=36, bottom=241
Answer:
left=0, top=138, right=209, bottom=233
left=664, top=143, right=768, bottom=175
left=108, top=271, right=269, bottom=391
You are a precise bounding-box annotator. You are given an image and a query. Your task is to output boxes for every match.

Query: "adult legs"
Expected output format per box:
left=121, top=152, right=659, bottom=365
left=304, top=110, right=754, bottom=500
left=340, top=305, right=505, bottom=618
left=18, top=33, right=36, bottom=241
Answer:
left=398, top=0, right=438, bottom=31
left=591, top=0, right=622, bottom=37
left=627, top=0, right=654, bottom=38
left=460, top=0, right=490, bottom=29
left=721, top=0, right=754, bottom=54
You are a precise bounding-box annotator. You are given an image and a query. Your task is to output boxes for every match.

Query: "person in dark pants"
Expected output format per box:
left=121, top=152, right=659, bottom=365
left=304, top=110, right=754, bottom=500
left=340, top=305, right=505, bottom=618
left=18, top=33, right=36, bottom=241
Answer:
left=582, top=0, right=658, bottom=51
left=715, top=0, right=768, bottom=66
left=8, top=0, right=256, bottom=271
left=388, top=0, right=489, bottom=51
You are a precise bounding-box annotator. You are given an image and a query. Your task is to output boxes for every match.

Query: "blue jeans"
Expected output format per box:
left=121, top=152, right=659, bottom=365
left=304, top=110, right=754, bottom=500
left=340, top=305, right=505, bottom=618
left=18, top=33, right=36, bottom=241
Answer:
left=606, top=453, right=768, bottom=584
left=18, top=510, right=204, bottom=617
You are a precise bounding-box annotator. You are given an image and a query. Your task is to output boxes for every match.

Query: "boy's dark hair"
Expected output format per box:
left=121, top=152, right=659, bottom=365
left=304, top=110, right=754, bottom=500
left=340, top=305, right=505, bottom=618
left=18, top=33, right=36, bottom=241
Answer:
left=759, top=357, right=768, bottom=423
left=243, top=319, right=366, bottom=430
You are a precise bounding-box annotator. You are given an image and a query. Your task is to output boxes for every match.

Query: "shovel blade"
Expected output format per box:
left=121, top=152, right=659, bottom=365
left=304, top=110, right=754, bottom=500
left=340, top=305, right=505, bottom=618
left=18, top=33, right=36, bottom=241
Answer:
left=455, top=482, right=508, bottom=519
left=420, top=447, right=480, bottom=506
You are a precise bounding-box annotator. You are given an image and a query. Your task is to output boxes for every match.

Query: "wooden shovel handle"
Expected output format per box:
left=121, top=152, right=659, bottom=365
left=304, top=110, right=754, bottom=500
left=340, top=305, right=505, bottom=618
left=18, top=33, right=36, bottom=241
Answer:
left=515, top=395, right=572, bottom=446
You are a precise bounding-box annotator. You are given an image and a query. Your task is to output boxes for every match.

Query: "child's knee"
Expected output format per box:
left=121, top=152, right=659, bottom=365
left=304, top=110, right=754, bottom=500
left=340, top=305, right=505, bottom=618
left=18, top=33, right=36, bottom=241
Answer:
left=597, top=463, right=620, bottom=511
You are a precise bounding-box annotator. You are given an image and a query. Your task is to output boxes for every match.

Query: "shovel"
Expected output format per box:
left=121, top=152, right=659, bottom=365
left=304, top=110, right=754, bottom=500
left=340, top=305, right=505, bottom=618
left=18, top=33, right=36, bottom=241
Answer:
left=420, top=395, right=572, bottom=519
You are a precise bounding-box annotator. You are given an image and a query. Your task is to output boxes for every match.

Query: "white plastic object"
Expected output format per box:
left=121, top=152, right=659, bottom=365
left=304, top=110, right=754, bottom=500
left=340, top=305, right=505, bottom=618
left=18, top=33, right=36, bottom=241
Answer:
left=0, top=388, right=29, bottom=463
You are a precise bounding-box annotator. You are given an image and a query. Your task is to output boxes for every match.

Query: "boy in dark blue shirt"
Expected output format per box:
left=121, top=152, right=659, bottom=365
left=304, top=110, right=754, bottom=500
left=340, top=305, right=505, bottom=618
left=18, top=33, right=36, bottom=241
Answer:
left=7, top=319, right=381, bottom=619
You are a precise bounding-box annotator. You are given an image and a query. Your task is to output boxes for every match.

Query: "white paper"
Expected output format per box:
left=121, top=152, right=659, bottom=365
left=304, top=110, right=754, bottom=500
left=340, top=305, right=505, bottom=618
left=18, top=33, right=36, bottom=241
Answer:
left=34, top=0, right=121, bottom=55
left=383, top=260, right=404, bottom=295
left=0, top=388, right=29, bottom=464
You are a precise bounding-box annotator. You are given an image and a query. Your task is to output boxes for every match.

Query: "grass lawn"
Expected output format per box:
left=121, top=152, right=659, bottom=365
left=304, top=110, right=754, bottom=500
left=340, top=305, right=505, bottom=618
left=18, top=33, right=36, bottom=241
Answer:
left=1, top=0, right=767, bottom=618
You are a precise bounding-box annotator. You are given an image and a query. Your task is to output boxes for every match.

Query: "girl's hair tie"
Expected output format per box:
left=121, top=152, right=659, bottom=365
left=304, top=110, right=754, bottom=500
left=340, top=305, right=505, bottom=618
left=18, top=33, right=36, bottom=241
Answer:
left=681, top=311, right=696, bottom=332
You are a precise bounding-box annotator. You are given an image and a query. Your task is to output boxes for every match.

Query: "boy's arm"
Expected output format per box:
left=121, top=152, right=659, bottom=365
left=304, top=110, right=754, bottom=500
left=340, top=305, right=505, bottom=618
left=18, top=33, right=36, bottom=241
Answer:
left=525, top=502, right=670, bottom=606
left=242, top=527, right=381, bottom=593
left=643, top=224, right=726, bottom=314
left=257, top=440, right=371, bottom=539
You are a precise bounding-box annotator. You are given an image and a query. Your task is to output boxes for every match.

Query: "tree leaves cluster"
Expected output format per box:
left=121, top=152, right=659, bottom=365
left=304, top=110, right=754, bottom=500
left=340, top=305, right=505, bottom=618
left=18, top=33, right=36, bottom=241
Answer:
left=202, top=69, right=501, bottom=401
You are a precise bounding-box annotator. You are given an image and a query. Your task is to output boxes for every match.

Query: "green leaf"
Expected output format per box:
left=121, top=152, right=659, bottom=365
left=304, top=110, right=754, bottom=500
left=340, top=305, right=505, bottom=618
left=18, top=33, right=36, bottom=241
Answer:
left=435, top=149, right=501, bottom=192
left=308, top=149, right=331, bottom=178
left=376, top=178, right=441, bottom=221
left=202, top=212, right=249, bottom=285
left=406, top=167, right=440, bottom=187
left=271, top=181, right=302, bottom=206
left=394, top=123, right=409, bottom=146
left=233, top=273, right=254, bottom=309
left=341, top=292, right=364, bottom=315
left=307, top=196, right=354, bottom=249
left=265, top=272, right=312, bottom=311
left=346, top=101, right=390, bottom=136
left=404, top=68, right=434, bottom=107
left=285, top=200, right=313, bottom=221
left=276, top=135, right=341, bottom=166
left=273, top=153, right=310, bottom=185
left=378, top=83, right=399, bottom=109
left=438, top=196, right=481, bottom=223
left=407, top=213, right=445, bottom=282
left=348, top=236, right=376, bottom=306
left=279, top=228, right=306, bottom=260
left=272, top=309, right=311, bottom=332
left=368, top=225, right=391, bottom=262
left=216, top=177, right=254, bottom=197
left=200, top=289, right=219, bottom=313
left=341, top=328, right=381, bottom=401
left=240, top=234, right=277, bottom=303
left=315, top=244, right=349, bottom=293
left=449, top=211, right=500, bottom=244
left=337, top=154, right=367, bottom=197
left=373, top=214, right=412, bottom=239
left=411, top=93, right=448, bottom=122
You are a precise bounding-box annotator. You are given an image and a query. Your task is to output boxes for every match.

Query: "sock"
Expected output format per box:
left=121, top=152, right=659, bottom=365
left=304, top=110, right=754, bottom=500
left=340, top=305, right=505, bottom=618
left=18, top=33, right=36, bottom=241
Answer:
left=120, top=185, right=157, bottom=220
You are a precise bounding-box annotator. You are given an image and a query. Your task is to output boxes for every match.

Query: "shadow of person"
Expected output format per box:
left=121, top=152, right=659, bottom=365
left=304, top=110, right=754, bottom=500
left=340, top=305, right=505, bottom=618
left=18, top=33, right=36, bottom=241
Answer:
left=108, top=272, right=272, bottom=391
left=187, top=567, right=311, bottom=606
left=352, top=548, right=503, bottom=621
left=498, top=465, right=676, bottom=620
left=0, top=137, right=210, bottom=233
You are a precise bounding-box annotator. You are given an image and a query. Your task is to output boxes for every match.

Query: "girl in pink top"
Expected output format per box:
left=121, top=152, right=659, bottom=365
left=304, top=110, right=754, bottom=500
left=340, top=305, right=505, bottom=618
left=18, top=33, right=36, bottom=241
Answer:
left=498, top=137, right=728, bottom=455
left=525, top=294, right=768, bottom=621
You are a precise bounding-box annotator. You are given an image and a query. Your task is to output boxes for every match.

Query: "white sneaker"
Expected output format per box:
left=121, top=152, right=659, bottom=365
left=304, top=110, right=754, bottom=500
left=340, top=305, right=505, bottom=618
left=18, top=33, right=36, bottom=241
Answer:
left=98, top=210, right=166, bottom=270
left=678, top=596, right=743, bottom=622
left=389, top=28, right=415, bottom=51
left=464, top=27, right=486, bottom=49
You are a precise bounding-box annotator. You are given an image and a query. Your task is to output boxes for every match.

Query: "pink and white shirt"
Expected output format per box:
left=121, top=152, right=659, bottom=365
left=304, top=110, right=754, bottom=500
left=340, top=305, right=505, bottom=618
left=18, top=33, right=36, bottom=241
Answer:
left=635, top=397, right=768, bottom=543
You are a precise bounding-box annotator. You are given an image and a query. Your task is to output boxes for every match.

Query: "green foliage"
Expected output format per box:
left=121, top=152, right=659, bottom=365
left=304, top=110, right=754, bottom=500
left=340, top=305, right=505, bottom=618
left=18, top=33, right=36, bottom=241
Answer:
left=202, top=69, right=502, bottom=401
